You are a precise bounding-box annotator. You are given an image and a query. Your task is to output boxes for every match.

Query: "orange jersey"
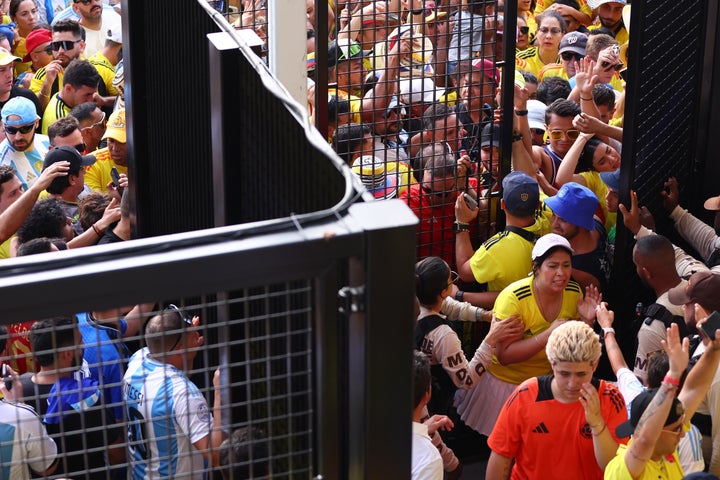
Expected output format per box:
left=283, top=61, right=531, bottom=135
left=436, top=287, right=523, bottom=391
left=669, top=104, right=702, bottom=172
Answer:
left=489, top=375, right=628, bottom=480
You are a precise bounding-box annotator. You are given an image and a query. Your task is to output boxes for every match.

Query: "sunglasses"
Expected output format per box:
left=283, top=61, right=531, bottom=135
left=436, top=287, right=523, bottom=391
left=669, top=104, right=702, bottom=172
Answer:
left=4, top=124, right=34, bottom=135
left=33, top=46, right=53, bottom=56
left=73, top=142, right=86, bottom=153
left=548, top=128, right=580, bottom=140
left=81, top=111, right=106, bottom=131
left=447, top=270, right=460, bottom=288
left=601, top=60, right=624, bottom=72
left=531, top=128, right=545, bottom=136
left=519, top=26, right=529, bottom=35
left=51, top=39, right=82, bottom=51
left=560, top=51, right=584, bottom=62
left=537, top=26, right=563, bottom=35
left=165, top=304, right=194, bottom=352
left=74, top=0, right=99, bottom=4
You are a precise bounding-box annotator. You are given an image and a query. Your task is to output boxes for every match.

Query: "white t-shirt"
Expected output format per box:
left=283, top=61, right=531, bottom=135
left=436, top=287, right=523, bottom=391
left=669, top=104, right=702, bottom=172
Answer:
left=0, top=400, right=57, bottom=480
left=412, top=422, right=443, bottom=480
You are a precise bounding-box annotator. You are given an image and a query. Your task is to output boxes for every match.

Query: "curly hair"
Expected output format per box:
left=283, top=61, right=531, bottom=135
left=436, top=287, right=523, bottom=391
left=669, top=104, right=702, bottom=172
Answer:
left=546, top=321, right=601, bottom=365
left=78, top=191, right=112, bottom=231
left=16, top=198, right=69, bottom=244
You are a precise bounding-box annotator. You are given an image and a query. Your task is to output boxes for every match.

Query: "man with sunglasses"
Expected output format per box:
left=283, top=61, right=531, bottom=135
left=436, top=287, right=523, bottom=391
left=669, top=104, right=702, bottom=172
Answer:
left=85, top=107, right=125, bottom=193
left=124, top=306, right=225, bottom=478
left=70, top=101, right=106, bottom=152
left=568, top=34, right=624, bottom=100
left=0, top=96, right=50, bottom=191
left=531, top=98, right=581, bottom=189
left=30, top=20, right=86, bottom=112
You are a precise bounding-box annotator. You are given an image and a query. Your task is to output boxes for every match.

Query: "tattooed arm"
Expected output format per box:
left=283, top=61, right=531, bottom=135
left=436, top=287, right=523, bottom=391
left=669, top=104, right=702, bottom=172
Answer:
left=624, top=324, right=688, bottom=478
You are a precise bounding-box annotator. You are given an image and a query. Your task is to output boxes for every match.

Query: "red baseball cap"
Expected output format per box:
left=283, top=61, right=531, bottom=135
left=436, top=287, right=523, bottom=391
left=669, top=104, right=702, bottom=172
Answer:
left=22, top=29, right=52, bottom=63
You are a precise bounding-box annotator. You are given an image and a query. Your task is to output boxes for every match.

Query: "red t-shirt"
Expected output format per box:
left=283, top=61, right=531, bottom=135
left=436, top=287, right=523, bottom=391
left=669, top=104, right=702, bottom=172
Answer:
left=489, top=375, right=628, bottom=480
left=400, top=178, right=479, bottom=269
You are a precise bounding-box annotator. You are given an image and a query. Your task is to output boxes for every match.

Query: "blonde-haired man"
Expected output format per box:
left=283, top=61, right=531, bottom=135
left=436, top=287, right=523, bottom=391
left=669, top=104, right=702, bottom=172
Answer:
left=486, top=321, right=628, bottom=479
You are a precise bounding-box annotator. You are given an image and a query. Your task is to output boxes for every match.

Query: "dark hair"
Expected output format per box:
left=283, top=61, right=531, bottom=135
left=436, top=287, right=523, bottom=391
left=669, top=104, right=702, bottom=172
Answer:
left=587, top=27, right=615, bottom=39
left=537, top=78, right=572, bottom=106
left=30, top=317, right=76, bottom=367
left=63, top=59, right=101, bottom=89
left=522, top=71, right=538, bottom=87
left=577, top=137, right=604, bottom=172
left=48, top=116, right=80, bottom=145
left=120, top=188, right=130, bottom=218
left=646, top=351, right=669, bottom=389
left=544, top=98, right=581, bottom=124
left=415, top=257, right=450, bottom=306
left=592, top=84, right=616, bottom=110
left=69, top=101, right=99, bottom=124
left=328, top=96, right=350, bottom=122
left=0, top=165, right=17, bottom=196
left=78, top=191, right=112, bottom=230
left=412, top=350, right=432, bottom=409
left=532, top=246, right=572, bottom=274
left=422, top=102, right=454, bottom=131
left=9, top=0, right=33, bottom=19
left=332, top=123, right=371, bottom=165
left=218, top=427, right=270, bottom=479
left=52, top=19, right=85, bottom=41
left=554, top=0, right=580, bottom=10
left=422, top=144, right=456, bottom=183
left=16, top=237, right=55, bottom=256
left=145, top=308, right=187, bottom=355
left=535, top=10, right=567, bottom=34
left=17, top=198, right=69, bottom=244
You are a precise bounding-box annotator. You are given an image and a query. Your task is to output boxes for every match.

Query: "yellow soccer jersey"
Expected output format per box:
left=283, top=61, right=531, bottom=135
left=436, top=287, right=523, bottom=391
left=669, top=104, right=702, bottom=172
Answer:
left=41, top=94, right=71, bottom=134
left=538, top=63, right=568, bottom=82
left=488, top=276, right=583, bottom=384
left=30, top=68, right=65, bottom=97
left=13, top=37, right=30, bottom=76
left=86, top=147, right=127, bottom=193
left=89, top=52, right=119, bottom=97
left=588, top=24, right=629, bottom=47
left=516, top=47, right=559, bottom=77
left=469, top=220, right=548, bottom=292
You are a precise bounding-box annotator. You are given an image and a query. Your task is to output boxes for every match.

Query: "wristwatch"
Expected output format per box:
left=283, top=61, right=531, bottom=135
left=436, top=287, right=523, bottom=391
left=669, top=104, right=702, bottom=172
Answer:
left=453, top=221, right=470, bottom=232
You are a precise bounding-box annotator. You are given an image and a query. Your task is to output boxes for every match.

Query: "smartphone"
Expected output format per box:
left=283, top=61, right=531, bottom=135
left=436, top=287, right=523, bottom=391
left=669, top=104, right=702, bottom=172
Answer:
left=110, top=167, right=124, bottom=196
left=463, top=193, right=478, bottom=210
left=701, top=311, right=720, bottom=339
left=2, top=364, right=11, bottom=391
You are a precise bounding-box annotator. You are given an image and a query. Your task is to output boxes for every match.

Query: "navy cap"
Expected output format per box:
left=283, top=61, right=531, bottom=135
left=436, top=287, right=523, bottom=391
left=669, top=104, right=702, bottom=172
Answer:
left=502, top=171, right=539, bottom=217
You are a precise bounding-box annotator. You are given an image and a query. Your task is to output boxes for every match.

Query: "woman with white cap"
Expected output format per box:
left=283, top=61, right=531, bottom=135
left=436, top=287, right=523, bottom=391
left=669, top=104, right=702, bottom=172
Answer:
left=455, top=233, right=601, bottom=436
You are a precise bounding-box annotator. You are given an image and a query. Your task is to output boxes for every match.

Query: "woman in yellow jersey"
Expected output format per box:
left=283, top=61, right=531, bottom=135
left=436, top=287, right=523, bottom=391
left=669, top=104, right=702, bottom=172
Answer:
left=9, top=0, right=37, bottom=76
left=518, top=0, right=537, bottom=41
left=455, top=234, right=601, bottom=436
left=516, top=10, right=566, bottom=76
left=516, top=16, right=531, bottom=51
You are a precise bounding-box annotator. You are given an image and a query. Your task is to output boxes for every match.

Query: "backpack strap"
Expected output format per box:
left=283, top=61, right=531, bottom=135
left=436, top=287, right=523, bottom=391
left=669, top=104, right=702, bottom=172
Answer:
left=413, top=314, right=447, bottom=350
left=505, top=225, right=540, bottom=244
left=643, top=303, right=690, bottom=339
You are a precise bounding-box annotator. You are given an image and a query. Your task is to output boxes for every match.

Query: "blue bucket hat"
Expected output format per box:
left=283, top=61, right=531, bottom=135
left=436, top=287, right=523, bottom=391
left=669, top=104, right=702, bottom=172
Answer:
left=544, top=182, right=599, bottom=231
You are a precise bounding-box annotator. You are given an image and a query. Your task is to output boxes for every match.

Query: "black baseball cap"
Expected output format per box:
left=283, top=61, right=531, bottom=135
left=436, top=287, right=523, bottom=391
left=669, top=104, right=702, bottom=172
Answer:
left=43, top=145, right=96, bottom=173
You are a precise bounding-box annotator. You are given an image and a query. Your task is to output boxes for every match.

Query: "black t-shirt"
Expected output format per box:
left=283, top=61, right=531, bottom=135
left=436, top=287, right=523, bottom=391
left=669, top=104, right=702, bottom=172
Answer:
left=0, top=86, right=42, bottom=117
left=19, top=373, right=122, bottom=479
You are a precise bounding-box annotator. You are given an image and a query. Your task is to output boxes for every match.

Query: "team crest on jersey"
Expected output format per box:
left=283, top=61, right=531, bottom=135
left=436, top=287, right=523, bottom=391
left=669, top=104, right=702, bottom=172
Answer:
left=580, top=422, right=592, bottom=439
left=197, top=403, right=211, bottom=422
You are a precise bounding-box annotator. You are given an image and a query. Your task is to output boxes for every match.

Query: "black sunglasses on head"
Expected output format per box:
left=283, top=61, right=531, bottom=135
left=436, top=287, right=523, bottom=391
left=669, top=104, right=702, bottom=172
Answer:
left=519, top=26, right=529, bottom=35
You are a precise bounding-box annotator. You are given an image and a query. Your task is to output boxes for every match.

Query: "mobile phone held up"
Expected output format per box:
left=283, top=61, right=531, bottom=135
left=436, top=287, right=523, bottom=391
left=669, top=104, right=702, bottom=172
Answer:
left=110, top=167, right=124, bottom=197
left=463, top=193, right=478, bottom=210
left=701, top=311, right=720, bottom=340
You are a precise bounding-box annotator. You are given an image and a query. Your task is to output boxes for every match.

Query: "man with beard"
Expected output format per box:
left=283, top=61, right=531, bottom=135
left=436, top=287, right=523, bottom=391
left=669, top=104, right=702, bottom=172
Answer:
left=41, top=59, right=100, bottom=133
left=0, top=96, right=50, bottom=189
left=19, top=317, right=125, bottom=479
left=85, top=107, right=125, bottom=192
left=587, top=0, right=628, bottom=45
left=71, top=0, right=122, bottom=58
left=0, top=48, right=41, bottom=115
left=30, top=20, right=86, bottom=111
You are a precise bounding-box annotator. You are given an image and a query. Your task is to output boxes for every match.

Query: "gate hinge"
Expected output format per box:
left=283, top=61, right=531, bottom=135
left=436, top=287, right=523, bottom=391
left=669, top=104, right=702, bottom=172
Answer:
left=338, top=285, right=365, bottom=315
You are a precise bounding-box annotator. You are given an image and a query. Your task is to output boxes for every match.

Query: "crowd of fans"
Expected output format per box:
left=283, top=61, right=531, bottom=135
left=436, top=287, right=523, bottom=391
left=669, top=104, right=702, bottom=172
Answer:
left=266, top=0, right=720, bottom=478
